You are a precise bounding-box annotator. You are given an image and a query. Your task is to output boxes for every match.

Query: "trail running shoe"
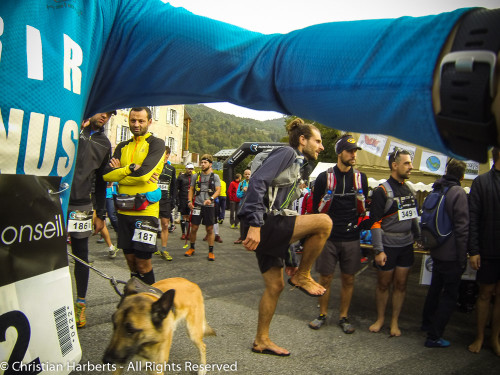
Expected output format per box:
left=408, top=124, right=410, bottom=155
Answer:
left=185, top=248, right=195, bottom=257
left=309, top=314, right=327, bottom=330
left=338, top=317, right=355, bottom=334
left=75, top=302, right=86, bottom=328
left=208, top=252, right=215, bottom=261
left=425, top=338, right=450, bottom=348
left=108, top=245, right=119, bottom=259
left=160, top=251, right=173, bottom=261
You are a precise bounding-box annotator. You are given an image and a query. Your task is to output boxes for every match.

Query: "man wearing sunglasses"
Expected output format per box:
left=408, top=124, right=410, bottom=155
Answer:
left=366, top=148, right=420, bottom=337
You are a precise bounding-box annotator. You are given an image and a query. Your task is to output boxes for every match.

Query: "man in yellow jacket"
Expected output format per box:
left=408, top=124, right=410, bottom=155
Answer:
left=103, top=107, right=165, bottom=285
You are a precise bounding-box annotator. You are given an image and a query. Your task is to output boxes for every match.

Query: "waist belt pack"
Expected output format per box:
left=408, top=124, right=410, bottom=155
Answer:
left=114, top=194, right=150, bottom=211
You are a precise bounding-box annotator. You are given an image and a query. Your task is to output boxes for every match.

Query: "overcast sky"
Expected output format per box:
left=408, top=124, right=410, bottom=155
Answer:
left=167, top=0, right=498, bottom=120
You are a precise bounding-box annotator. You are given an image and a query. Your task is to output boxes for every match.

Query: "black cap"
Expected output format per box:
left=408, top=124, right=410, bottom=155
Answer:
left=335, top=135, right=361, bottom=154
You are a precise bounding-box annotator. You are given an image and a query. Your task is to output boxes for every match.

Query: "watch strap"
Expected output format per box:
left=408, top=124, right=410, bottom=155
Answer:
left=437, top=8, right=500, bottom=162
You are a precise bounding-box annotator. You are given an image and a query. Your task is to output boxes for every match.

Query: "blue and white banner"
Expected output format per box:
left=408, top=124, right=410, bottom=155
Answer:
left=419, top=151, right=447, bottom=175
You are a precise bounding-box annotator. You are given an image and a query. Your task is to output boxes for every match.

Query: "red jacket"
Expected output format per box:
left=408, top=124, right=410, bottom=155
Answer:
left=228, top=180, right=241, bottom=202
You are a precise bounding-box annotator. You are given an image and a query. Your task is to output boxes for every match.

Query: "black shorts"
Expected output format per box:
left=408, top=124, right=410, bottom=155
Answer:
left=254, top=214, right=296, bottom=274
left=117, top=214, right=158, bottom=255
left=476, top=258, right=500, bottom=284
left=315, top=239, right=361, bottom=275
left=377, top=244, right=414, bottom=271
left=159, top=200, right=172, bottom=219
left=190, top=206, right=215, bottom=226
left=179, top=200, right=191, bottom=216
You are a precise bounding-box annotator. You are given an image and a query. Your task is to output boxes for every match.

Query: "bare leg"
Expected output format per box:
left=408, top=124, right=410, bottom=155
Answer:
left=253, top=267, right=289, bottom=355
left=390, top=266, right=410, bottom=336
left=369, top=270, right=393, bottom=333
left=469, top=283, right=496, bottom=353
left=339, top=273, right=355, bottom=319
left=289, top=214, right=332, bottom=295
left=205, top=225, right=214, bottom=246
left=491, top=282, right=500, bottom=356
left=318, top=274, right=334, bottom=316
left=190, top=224, right=199, bottom=244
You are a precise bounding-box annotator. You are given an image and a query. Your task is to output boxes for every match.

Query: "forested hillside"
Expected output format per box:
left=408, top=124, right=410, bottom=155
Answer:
left=185, top=104, right=286, bottom=155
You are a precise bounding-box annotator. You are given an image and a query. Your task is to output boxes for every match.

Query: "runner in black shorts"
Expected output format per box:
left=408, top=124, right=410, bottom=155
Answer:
left=185, top=154, right=221, bottom=261
left=177, top=163, right=194, bottom=240
left=118, top=214, right=159, bottom=260
left=238, top=119, right=332, bottom=357
left=366, top=149, right=420, bottom=337
left=157, top=146, right=176, bottom=261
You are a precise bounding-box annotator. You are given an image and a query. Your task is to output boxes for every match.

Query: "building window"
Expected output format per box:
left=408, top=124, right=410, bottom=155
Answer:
left=147, top=106, right=159, bottom=121
left=120, top=126, right=129, bottom=142
left=167, top=108, right=178, bottom=126
left=167, top=137, right=177, bottom=154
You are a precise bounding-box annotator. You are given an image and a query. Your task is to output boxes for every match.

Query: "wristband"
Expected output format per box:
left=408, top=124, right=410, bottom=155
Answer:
left=436, top=8, right=500, bottom=162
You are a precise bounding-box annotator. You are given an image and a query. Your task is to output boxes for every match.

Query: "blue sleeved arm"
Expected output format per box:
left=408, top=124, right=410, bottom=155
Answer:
left=88, top=2, right=470, bottom=156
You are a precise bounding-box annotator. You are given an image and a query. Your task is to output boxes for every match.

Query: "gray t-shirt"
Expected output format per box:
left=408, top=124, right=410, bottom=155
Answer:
left=190, top=172, right=221, bottom=207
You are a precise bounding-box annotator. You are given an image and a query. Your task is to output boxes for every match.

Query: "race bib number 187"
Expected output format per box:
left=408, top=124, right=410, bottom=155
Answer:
left=132, top=229, right=157, bottom=245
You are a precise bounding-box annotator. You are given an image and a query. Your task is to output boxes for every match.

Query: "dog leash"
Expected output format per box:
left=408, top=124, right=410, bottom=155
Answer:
left=67, top=251, right=127, bottom=297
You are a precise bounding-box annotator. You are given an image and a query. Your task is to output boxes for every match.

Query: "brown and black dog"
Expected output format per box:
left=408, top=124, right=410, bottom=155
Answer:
left=103, top=277, right=215, bottom=375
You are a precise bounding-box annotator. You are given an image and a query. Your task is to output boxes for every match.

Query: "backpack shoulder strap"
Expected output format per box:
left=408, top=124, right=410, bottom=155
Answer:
left=381, top=181, right=394, bottom=214
left=325, top=167, right=336, bottom=193
left=353, top=169, right=362, bottom=191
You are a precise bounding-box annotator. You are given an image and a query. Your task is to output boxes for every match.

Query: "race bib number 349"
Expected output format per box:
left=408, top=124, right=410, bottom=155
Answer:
left=398, top=207, right=418, bottom=221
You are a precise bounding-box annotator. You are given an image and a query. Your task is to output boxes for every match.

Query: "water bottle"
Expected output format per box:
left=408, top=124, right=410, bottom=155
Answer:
left=356, top=189, right=366, bottom=214
left=318, top=190, right=333, bottom=213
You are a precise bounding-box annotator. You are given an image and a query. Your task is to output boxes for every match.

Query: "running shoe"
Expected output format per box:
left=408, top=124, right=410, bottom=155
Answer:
left=425, top=338, right=450, bottom=348
left=168, top=224, right=176, bottom=233
left=309, top=314, right=327, bottom=330
left=215, top=235, right=223, bottom=243
left=75, top=302, right=86, bottom=328
left=180, top=233, right=187, bottom=240
left=160, top=251, right=173, bottom=261
left=96, top=237, right=105, bottom=244
left=108, top=245, right=119, bottom=259
left=208, top=252, right=215, bottom=261
left=338, top=317, right=355, bottom=334
left=184, top=248, right=195, bottom=257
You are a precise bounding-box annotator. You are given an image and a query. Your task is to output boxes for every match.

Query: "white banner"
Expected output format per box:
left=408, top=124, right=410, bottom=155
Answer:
left=464, top=160, right=480, bottom=180
left=0, top=268, right=81, bottom=374
left=357, top=134, right=388, bottom=157
left=419, top=151, right=447, bottom=175
left=387, top=141, right=416, bottom=160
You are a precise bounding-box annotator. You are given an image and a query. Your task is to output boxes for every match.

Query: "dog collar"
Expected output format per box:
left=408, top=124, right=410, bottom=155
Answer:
left=436, top=8, right=500, bottom=162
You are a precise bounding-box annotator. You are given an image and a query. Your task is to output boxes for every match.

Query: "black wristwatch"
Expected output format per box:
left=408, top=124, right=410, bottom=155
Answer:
left=436, top=8, right=500, bottom=163
left=129, top=163, right=136, bottom=172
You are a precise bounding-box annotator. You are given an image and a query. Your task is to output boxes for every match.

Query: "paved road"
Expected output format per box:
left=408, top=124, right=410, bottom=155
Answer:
left=71, top=219, right=499, bottom=375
